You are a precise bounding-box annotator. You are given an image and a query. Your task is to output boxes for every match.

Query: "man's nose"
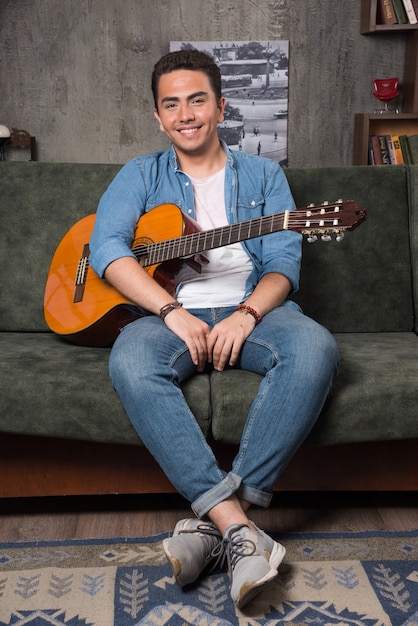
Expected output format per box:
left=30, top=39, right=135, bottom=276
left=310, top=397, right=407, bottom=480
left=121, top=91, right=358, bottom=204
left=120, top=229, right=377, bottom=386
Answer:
left=179, top=103, right=195, bottom=121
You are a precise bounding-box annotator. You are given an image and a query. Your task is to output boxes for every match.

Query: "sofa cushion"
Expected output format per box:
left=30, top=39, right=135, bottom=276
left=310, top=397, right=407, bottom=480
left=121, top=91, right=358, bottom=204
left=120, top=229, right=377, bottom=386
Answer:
left=210, top=332, right=418, bottom=447
left=0, top=332, right=211, bottom=444
left=1, top=330, right=417, bottom=449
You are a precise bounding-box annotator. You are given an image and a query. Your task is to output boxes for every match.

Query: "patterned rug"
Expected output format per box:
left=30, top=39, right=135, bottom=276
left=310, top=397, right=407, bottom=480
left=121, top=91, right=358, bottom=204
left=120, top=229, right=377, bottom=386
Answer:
left=0, top=529, right=417, bottom=625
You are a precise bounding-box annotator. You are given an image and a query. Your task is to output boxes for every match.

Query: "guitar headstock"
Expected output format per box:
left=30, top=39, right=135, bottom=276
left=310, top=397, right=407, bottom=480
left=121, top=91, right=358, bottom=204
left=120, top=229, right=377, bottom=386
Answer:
left=287, top=200, right=366, bottom=242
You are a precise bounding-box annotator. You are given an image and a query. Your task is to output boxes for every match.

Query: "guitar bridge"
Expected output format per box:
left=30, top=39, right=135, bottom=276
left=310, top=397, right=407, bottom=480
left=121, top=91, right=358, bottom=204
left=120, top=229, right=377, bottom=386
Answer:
left=74, top=243, right=90, bottom=303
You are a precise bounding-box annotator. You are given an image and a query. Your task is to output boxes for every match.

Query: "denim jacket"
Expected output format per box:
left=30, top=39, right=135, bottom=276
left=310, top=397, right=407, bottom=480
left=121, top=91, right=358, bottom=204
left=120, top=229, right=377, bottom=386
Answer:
left=90, top=142, right=302, bottom=300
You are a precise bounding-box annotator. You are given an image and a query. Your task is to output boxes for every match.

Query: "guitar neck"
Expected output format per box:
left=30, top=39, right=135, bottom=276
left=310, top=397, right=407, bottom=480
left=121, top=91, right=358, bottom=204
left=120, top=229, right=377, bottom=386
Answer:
left=133, top=212, right=287, bottom=266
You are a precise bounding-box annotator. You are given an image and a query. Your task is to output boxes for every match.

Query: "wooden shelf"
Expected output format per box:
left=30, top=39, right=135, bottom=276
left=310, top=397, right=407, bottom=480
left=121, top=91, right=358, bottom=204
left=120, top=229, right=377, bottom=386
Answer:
left=361, top=0, right=418, bottom=33
left=360, top=1, right=418, bottom=111
left=353, top=113, right=418, bottom=164
left=356, top=2, right=418, bottom=163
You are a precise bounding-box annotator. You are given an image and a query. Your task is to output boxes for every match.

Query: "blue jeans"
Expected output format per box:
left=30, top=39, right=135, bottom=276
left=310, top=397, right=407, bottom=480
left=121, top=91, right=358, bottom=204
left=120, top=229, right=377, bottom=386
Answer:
left=109, top=304, right=339, bottom=518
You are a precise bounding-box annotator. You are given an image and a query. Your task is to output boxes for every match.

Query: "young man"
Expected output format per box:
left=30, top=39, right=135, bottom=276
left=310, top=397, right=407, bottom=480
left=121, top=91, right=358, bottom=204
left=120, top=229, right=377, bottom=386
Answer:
left=90, top=50, right=338, bottom=609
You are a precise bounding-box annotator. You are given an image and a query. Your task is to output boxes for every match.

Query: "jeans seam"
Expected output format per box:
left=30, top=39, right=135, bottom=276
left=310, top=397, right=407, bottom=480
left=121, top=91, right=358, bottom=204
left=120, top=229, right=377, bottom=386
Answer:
left=232, top=336, right=279, bottom=476
left=232, top=364, right=276, bottom=476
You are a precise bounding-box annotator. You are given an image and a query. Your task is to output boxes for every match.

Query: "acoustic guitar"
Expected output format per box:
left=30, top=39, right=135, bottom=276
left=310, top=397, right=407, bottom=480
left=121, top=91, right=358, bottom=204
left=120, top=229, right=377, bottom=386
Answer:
left=44, top=201, right=366, bottom=347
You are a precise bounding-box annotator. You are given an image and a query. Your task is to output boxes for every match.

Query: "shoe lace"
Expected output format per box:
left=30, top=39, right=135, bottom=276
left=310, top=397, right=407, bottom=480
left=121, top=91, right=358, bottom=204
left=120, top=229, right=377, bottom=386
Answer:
left=179, top=523, right=222, bottom=552
left=222, top=524, right=257, bottom=574
left=178, top=522, right=257, bottom=576
left=178, top=522, right=221, bottom=543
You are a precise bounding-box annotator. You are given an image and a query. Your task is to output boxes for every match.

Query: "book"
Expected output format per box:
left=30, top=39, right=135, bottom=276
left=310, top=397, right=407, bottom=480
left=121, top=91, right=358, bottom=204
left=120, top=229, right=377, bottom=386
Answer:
left=368, top=137, right=376, bottom=165
left=370, top=135, right=384, bottom=165
left=392, top=0, right=409, bottom=22
left=392, top=135, right=405, bottom=163
left=378, top=135, right=391, bottom=164
left=399, top=135, right=412, bottom=163
left=385, top=135, right=397, bottom=164
left=411, top=0, right=418, bottom=17
left=406, top=135, right=418, bottom=163
left=377, top=0, right=398, bottom=23
left=401, top=0, right=418, bottom=22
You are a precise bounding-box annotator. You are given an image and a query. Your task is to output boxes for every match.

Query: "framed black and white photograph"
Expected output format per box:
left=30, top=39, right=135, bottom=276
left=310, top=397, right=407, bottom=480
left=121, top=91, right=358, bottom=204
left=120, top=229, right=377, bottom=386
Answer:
left=170, top=41, right=289, bottom=166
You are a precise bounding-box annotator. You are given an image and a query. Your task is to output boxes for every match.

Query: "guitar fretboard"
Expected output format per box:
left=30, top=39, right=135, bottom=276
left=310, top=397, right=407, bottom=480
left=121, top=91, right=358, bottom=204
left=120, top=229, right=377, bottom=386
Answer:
left=132, top=212, right=287, bottom=266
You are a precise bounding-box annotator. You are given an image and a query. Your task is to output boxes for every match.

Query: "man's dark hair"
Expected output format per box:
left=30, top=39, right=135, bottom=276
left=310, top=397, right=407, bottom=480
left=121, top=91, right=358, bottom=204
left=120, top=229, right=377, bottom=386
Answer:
left=151, top=49, right=222, bottom=109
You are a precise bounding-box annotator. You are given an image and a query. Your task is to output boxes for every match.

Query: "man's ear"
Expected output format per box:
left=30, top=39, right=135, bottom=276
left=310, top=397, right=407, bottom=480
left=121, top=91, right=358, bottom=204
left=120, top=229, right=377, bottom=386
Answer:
left=153, top=108, right=164, bottom=132
left=218, top=97, right=227, bottom=123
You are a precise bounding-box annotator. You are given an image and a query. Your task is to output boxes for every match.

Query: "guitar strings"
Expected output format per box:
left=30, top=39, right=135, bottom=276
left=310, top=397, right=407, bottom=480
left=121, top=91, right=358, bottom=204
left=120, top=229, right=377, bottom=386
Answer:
left=131, top=208, right=346, bottom=267
left=132, top=213, right=285, bottom=266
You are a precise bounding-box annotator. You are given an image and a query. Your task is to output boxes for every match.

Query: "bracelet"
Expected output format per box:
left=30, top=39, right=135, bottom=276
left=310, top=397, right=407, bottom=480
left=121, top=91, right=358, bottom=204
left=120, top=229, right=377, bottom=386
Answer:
left=236, top=304, right=262, bottom=325
left=159, top=300, right=183, bottom=321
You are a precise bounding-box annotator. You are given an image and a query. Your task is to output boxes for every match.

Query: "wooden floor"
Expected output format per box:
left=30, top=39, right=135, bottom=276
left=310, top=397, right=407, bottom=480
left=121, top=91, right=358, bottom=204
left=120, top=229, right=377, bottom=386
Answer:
left=1, top=492, right=417, bottom=542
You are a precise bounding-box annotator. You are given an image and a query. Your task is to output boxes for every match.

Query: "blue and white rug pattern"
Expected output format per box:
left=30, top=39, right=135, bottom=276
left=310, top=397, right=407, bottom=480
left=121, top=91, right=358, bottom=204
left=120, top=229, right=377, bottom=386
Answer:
left=1, top=529, right=417, bottom=625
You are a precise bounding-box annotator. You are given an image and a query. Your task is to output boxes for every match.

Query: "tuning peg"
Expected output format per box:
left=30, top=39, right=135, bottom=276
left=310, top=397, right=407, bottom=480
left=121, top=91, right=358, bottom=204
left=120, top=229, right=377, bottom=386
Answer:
left=336, top=231, right=345, bottom=242
left=307, top=235, right=318, bottom=243
left=321, top=233, right=332, bottom=242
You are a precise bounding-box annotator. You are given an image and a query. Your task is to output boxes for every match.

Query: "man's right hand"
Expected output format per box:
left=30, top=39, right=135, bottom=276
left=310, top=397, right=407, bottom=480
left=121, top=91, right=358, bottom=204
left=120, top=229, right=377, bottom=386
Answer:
left=164, top=307, right=210, bottom=372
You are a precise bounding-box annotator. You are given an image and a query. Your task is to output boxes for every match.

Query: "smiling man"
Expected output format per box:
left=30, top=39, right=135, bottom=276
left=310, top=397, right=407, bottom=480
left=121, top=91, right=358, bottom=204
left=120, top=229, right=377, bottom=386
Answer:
left=89, top=49, right=338, bottom=609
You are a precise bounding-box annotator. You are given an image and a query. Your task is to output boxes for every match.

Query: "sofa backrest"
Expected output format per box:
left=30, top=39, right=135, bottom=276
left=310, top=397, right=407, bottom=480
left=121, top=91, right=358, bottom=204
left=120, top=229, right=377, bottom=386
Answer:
left=286, top=165, right=415, bottom=333
left=0, top=162, right=416, bottom=334
left=1, top=163, right=122, bottom=332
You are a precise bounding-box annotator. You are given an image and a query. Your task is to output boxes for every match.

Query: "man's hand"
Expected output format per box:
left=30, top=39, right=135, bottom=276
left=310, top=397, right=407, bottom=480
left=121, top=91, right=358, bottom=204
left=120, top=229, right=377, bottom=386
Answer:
left=164, top=308, right=255, bottom=372
left=206, top=310, right=256, bottom=371
left=164, top=307, right=211, bottom=372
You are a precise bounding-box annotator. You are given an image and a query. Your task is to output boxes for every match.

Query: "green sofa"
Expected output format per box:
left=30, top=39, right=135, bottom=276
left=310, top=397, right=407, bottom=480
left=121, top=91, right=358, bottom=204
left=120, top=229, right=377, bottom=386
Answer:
left=1, top=162, right=417, bottom=498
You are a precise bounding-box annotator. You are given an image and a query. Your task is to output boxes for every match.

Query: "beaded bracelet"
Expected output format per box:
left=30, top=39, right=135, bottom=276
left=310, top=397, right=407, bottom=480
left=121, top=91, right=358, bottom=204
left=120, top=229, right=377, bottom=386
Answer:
left=236, top=304, right=262, bottom=325
left=160, top=300, right=183, bottom=321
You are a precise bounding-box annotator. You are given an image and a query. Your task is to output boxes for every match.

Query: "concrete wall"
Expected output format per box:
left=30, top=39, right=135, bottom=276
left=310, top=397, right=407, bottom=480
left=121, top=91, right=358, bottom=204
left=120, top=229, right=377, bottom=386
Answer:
left=0, top=0, right=407, bottom=166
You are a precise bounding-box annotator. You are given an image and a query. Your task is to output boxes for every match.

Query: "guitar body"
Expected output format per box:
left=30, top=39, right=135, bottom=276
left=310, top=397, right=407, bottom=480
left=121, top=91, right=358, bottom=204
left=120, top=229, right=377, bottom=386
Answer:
left=44, top=204, right=205, bottom=347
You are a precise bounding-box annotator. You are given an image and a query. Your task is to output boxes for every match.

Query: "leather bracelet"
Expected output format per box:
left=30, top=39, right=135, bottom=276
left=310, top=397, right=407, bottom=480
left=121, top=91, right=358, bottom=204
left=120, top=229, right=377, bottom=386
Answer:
left=236, top=304, right=262, bottom=325
left=159, top=300, right=183, bottom=321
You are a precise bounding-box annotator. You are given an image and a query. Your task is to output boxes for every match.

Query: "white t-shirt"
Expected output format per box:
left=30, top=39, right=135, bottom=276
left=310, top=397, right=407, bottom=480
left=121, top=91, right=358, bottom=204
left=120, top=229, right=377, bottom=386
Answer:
left=177, top=167, right=252, bottom=308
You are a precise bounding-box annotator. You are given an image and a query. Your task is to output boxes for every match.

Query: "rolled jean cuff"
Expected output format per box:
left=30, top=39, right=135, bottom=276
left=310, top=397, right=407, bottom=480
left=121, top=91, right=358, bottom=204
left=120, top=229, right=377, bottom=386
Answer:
left=191, top=472, right=242, bottom=519
left=236, top=482, right=273, bottom=509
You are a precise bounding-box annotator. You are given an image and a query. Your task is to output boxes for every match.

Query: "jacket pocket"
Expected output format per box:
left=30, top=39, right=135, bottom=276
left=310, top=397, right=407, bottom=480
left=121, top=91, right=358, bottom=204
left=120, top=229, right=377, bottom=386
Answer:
left=236, top=193, right=265, bottom=212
